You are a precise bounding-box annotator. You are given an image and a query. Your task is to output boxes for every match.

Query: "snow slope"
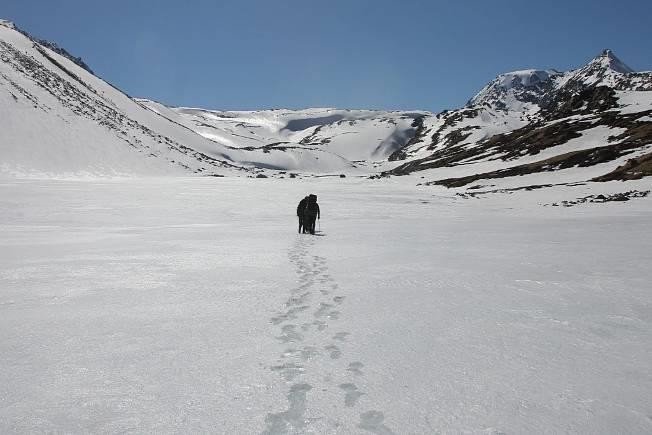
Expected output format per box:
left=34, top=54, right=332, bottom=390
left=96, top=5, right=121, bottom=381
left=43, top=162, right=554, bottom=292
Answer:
left=387, top=50, right=652, bottom=189
left=1, top=18, right=651, bottom=187
left=1, top=177, right=651, bottom=433
left=0, top=23, right=245, bottom=178
left=1, top=23, right=403, bottom=178
left=137, top=101, right=426, bottom=167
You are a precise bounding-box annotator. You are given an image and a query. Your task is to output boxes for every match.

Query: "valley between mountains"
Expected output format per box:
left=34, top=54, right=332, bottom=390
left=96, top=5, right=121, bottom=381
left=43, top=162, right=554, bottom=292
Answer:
left=1, top=19, right=650, bottom=192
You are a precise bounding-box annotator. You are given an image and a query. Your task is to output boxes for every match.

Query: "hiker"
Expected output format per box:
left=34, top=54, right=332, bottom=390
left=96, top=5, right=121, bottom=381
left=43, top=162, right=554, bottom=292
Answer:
left=303, top=194, right=320, bottom=235
left=297, top=195, right=309, bottom=233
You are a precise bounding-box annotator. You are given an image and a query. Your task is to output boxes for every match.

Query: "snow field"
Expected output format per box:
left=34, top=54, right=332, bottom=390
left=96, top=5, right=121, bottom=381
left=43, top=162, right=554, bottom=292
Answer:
left=1, top=177, right=651, bottom=433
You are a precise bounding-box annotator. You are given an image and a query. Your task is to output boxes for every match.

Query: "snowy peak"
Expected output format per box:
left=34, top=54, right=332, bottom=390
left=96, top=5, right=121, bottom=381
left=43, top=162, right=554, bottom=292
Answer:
left=0, top=19, right=15, bottom=30
left=562, top=49, right=637, bottom=88
left=387, top=48, right=652, bottom=186
left=490, top=69, right=557, bottom=91
left=468, top=50, right=643, bottom=112
left=468, top=69, right=559, bottom=110
left=591, top=49, right=634, bottom=74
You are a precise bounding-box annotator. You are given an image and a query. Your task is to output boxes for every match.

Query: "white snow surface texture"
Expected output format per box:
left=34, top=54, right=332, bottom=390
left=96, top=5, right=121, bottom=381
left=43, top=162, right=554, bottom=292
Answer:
left=1, top=177, right=652, bottom=433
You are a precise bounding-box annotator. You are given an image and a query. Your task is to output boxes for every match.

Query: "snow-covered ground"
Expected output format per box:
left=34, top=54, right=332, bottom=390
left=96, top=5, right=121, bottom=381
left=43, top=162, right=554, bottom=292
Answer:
left=137, top=102, right=424, bottom=162
left=1, top=177, right=651, bottom=433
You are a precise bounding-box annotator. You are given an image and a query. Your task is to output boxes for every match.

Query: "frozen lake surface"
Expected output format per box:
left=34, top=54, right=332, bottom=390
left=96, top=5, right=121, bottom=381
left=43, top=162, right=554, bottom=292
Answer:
left=1, top=177, right=651, bottom=433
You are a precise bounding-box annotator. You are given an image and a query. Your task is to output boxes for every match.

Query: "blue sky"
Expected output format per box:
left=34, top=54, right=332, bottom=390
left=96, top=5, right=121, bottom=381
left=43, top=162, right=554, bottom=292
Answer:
left=3, top=0, right=651, bottom=111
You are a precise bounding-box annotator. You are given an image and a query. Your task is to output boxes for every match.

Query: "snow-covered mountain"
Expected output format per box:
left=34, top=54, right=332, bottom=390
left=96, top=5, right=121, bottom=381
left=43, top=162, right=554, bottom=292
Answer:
left=135, top=101, right=426, bottom=171
left=1, top=20, right=420, bottom=178
left=468, top=69, right=562, bottom=110
left=385, top=49, right=652, bottom=190
left=0, top=20, right=238, bottom=178
left=1, top=19, right=651, bottom=187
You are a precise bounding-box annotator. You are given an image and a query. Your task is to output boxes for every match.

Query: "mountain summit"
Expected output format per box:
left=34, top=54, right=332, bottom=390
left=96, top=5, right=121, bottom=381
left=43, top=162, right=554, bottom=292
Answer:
left=467, top=69, right=560, bottom=109
left=468, top=49, right=638, bottom=111
left=560, top=48, right=638, bottom=88
left=594, top=49, right=634, bottom=74
left=0, top=19, right=15, bottom=29
left=385, top=49, right=652, bottom=186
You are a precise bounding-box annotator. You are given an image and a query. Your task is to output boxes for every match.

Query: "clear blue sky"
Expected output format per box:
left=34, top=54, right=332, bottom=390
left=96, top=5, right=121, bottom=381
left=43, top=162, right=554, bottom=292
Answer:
left=3, top=0, right=651, bottom=111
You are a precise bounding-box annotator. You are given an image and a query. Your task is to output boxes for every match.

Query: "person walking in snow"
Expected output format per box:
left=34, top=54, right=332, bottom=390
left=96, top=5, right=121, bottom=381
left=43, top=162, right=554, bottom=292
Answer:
left=303, top=194, right=320, bottom=235
left=297, top=195, right=309, bottom=233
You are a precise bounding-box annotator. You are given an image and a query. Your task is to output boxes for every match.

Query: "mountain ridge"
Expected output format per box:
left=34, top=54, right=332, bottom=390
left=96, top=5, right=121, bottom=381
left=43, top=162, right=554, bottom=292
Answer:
left=1, top=19, right=650, bottom=189
left=382, top=49, right=652, bottom=188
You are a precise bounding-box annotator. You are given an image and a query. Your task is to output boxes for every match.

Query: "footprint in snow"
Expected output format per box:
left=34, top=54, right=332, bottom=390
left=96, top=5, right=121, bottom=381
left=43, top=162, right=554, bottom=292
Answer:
left=277, top=324, right=303, bottom=343
left=314, top=302, right=334, bottom=318
left=262, top=383, right=313, bottom=435
left=270, top=362, right=305, bottom=381
left=347, top=361, right=364, bottom=376
left=339, top=383, right=365, bottom=407
left=358, top=410, right=396, bottom=435
left=313, top=320, right=328, bottom=331
left=300, top=346, right=319, bottom=361
left=327, top=310, right=341, bottom=320
left=324, top=344, right=342, bottom=359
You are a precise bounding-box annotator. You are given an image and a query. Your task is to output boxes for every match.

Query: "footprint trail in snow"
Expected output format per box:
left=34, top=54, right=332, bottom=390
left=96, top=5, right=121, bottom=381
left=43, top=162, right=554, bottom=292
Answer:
left=261, top=236, right=395, bottom=434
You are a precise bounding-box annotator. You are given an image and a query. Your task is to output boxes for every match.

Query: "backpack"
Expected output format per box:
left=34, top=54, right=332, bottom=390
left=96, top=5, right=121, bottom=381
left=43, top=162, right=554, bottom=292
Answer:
left=304, top=195, right=318, bottom=216
left=297, top=197, right=308, bottom=216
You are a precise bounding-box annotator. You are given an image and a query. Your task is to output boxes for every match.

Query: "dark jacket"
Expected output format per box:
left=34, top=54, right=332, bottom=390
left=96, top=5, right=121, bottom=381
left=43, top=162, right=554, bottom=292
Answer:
left=297, top=197, right=308, bottom=217
left=304, top=195, right=320, bottom=218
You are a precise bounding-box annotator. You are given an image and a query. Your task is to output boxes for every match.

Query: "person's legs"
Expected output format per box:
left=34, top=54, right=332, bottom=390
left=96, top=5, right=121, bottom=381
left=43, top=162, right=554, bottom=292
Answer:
left=309, top=216, right=316, bottom=234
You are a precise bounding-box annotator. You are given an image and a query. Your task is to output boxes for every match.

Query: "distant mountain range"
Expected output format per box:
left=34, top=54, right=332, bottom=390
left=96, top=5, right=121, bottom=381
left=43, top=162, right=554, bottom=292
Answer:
left=1, top=19, right=650, bottom=189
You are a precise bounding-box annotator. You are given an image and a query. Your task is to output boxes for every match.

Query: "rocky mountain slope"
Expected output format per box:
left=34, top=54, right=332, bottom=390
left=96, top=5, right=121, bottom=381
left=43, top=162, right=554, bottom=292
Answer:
left=1, top=19, right=651, bottom=187
left=142, top=48, right=652, bottom=189
left=384, top=50, right=652, bottom=190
